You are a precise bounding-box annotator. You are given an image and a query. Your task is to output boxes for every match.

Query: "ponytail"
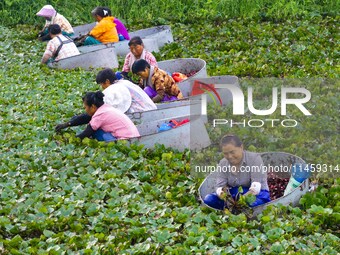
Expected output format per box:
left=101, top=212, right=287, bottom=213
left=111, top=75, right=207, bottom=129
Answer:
left=82, top=91, right=105, bottom=108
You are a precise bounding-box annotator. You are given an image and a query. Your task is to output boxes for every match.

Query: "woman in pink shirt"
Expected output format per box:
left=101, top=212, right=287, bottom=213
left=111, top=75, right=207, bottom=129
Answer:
left=77, top=91, right=140, bottom=141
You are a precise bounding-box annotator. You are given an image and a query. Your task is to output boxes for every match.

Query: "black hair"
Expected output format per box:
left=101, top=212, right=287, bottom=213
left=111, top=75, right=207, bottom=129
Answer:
left=103, top=6, right=112, bottom=16
left=96, top=68, right=116, bottom=84
left=82, top=91, right=105, bottom=108
left=91, top=7, right=110, bottom=17
left=128, top=36, right=143, bottom=47
left=48, top=24, right=61, bottom=35
left=220, top=134, right=243, bottom=147
left=131, top=59, right=150, bottom=74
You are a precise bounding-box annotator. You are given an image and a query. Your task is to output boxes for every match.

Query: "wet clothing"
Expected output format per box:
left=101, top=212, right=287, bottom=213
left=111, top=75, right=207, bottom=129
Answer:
left=89, top=16, right=118, bottom=44
left=122, top=49, right=157, bottom=73
left=93, top=129, right=117, bottom=142
left=140, top=66, right=183, bottom=103
left=69, top=114, right=92, bottom=127
left=204, top=189, right=271, bottom=210
left=76, top=123, right=117, bottom=142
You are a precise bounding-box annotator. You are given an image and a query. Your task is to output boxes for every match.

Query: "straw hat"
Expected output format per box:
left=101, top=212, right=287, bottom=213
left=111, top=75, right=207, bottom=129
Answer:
left=36, top=5, right=56, bottom=17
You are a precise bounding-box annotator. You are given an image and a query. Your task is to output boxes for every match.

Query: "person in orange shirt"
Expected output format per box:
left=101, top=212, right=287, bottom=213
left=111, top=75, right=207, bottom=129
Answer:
left=84, top=7, right=119, bottom=45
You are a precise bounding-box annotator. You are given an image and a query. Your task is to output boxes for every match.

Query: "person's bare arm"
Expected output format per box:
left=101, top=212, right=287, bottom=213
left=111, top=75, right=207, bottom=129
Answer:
left=41, top=52, right=52, bottom=64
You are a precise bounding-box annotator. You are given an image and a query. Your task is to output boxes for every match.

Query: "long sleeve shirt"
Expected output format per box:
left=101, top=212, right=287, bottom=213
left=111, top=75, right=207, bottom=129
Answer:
left=89, top=16, right=118, bottom=43
left=44, top=13, right=74, bottom=34
left=114, top=18, right=130, bottom=40
left=141, top=66, right=183, bottom=103
left=212, top=151, right=269, bottom=191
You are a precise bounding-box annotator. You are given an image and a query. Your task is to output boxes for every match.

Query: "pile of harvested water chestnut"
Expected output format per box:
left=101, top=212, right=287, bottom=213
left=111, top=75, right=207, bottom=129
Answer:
left=267, top=172, right=290, bottom=200
left=185, top=71, right=197, bottom=77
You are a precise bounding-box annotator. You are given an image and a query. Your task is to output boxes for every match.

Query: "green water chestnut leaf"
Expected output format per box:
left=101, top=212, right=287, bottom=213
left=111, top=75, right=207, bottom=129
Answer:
left=161, top=152, right=173, bottom=161
left=270, top=242, right=285, bottom=253
left=8, top=235, right=23, bottom=248
left=0, top=10, right=339, bottom=254
left=245, top=194, right=256, bottom=205
left=43, top=230, right=55, bottom=238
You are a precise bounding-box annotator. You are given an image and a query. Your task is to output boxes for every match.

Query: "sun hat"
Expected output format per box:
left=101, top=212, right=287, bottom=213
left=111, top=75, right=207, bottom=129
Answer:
left=36, top=5, right=57, bottom=17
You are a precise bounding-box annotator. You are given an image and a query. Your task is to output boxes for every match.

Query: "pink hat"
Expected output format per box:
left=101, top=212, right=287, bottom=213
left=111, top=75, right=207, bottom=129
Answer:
left=36, top=5, right=56, bottom=17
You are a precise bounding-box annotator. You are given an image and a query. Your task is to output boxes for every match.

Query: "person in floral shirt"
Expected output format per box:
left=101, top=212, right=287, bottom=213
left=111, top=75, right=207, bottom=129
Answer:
left=132, top=59, right=183, bottom=103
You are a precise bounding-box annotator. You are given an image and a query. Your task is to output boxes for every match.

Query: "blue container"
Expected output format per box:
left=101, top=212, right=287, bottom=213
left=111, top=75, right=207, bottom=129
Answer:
left=115, top=71, right=123, bottom=80
left=118, top=34, right=125, bottom=41
left=284, top=163, right=311, bottom=196
left=291, top=163, right=311, bottom=183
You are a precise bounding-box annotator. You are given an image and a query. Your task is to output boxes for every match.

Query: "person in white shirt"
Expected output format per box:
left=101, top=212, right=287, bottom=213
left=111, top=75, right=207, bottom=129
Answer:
left=96, top=68, right=157, bottom=113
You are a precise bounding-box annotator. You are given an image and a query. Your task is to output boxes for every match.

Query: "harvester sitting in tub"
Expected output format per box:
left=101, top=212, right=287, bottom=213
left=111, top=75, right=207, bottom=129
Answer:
left=203, top=134, right=271, bottom=211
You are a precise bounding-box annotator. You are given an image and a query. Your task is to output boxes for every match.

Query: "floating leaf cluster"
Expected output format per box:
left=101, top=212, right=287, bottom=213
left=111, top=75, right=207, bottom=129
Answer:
left=0, top=16, right=339, bottom=254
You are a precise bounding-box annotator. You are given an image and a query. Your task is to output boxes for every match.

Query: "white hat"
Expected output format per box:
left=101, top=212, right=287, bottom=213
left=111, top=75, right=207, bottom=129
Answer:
left=36, top=5, right=56, bottom=17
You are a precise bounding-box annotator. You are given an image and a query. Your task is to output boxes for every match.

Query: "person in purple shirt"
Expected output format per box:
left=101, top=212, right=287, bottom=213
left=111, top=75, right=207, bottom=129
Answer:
left=103, top=6, right=130, bottom=41
left=114, top=17, right=130, bottom=40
